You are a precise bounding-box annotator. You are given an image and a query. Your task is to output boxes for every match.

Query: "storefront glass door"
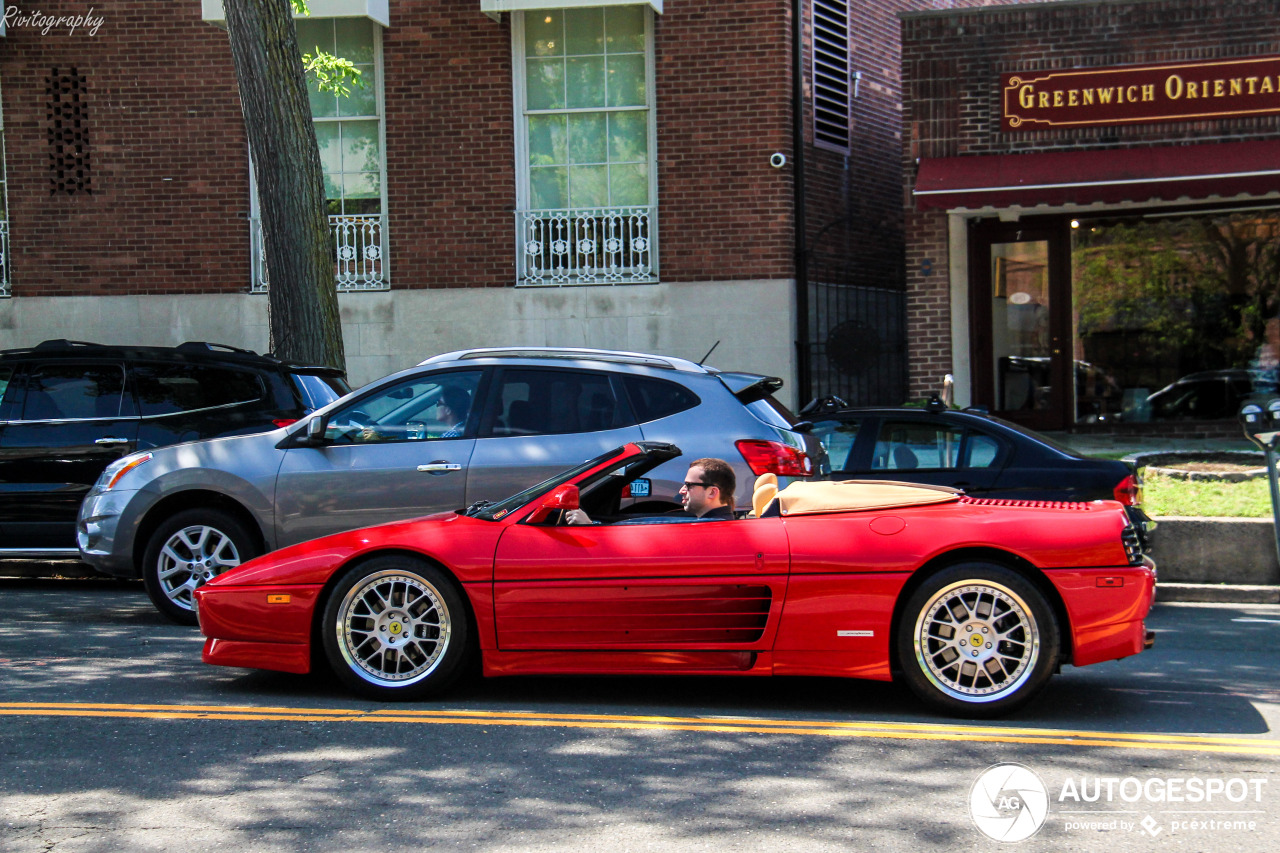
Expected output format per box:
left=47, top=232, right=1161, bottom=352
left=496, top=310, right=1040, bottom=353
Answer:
left=970, top=221, right=1072, bottom=430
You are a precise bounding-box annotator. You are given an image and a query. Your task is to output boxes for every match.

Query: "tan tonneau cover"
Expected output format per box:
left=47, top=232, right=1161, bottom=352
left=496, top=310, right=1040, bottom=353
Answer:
left=775, top=480, right=962, bottom=516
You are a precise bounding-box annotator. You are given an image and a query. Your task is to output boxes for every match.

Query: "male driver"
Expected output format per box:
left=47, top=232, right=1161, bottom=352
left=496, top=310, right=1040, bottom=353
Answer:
left=564, top=457, right=736, bottom=524
left=677, top=457, right=736, bottom=519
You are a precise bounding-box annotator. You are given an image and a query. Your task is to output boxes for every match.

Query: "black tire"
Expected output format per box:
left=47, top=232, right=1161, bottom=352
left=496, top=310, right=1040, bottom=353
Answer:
left=896, top=563, right=1059, bottom=718
left=142, top=508, right=260, bottom=626
left=321, top=556, right=470, bottom=701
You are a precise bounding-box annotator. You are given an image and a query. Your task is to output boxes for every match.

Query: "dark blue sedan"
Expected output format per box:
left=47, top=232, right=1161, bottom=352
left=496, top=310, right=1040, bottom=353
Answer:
left=803, top=398, right=1146, bottom=520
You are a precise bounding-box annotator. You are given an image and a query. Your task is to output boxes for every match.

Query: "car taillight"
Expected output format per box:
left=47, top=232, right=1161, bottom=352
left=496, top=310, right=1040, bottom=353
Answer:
left=736, top=439, right=813, bottom=477
left=1121, top=523, right=1144, bottom=565
left=273, top=418, right=299, bottom=429
left=1113, top=474, right=1141, bottom=506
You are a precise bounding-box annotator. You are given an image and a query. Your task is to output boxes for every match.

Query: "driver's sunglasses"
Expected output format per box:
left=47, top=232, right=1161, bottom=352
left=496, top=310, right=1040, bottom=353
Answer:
left=682, top=481, right=710, bottom=490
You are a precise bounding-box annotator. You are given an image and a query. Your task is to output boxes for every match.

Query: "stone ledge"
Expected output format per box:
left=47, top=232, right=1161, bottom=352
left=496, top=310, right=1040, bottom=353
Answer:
left=1155, top=583, right=1280, bottom=604
left=1148, top=516, right=1280, bottom=585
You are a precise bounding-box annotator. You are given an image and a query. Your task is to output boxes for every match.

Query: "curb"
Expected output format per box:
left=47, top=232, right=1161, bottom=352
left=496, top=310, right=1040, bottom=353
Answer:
left=1156, top=582, right=1280, bottom=604
left=0, top=560, right=98, bottom=579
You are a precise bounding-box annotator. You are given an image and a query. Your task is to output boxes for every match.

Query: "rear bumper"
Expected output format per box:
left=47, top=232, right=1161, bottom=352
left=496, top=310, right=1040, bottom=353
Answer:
left=1047, top=564, right=1157, bottom=667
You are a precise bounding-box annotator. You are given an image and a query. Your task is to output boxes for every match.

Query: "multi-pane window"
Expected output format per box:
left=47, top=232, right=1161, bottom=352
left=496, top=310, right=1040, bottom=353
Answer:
left=252, top=18, right=387, bottom=291
left=297, top=17, right=383, bottom=217
left=515, top=6, right=657, bottom=285
left=524, top=6, right=649, bottom=210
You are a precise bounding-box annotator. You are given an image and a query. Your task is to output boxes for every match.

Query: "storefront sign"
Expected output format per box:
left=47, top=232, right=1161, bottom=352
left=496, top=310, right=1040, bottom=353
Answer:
left=1002, top=56, right=1280, bottom=131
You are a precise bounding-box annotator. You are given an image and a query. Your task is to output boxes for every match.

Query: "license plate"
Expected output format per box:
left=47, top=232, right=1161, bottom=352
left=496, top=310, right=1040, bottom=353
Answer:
left=628, top=478, right=651, bottom=497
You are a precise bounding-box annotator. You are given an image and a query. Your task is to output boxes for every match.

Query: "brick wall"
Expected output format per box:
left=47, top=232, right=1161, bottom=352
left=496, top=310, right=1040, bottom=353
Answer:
left=806, top=0, right=1012, bottom=292
left=380, top=5, right=515, bottom=290
left=654, top=0, right=794, bottom=282
left=0, top=1, right=805, bottom=296
left=901, top=0, right=1280, bottom=398
left=0, top=1, right=250, bottom=296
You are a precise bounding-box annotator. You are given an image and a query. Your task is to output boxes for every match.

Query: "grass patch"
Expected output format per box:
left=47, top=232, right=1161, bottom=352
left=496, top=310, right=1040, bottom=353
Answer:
left=1142, top=472, right=1274, bottom=518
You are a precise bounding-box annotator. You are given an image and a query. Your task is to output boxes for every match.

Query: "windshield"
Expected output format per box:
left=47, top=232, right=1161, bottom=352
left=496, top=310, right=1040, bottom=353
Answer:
left=470, top=445, right=633, bottom=521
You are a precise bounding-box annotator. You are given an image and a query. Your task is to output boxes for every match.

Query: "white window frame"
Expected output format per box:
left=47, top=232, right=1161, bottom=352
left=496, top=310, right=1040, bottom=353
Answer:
left=511, top=6, right=659, bottom=286
left=249, top=17, right=390, bottom=293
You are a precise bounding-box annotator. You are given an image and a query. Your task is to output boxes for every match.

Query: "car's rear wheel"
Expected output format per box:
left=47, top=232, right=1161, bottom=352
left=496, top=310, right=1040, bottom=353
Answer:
left=897, top=563, right=1059, bottom=718
left=321, top=556, right=470, bottom=700
left=142, top=508, right=259, bottom=625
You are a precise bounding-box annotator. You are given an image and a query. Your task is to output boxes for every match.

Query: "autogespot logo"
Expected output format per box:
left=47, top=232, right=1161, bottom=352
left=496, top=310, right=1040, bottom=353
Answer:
left=970, top=763, right=1050, bottom=842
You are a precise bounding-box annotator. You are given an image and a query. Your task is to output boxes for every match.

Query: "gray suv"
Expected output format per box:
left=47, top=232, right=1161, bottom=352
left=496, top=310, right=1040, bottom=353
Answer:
left=77, top=347, right=824, bottom=623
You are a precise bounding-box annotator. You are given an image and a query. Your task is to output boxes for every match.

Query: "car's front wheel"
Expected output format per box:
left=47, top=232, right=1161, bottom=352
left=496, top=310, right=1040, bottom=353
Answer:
left=896, top=563, right=1059, bottom=718
left=142, top=508, right=259, bottom=625
left=321, top=557, right=471, bottom=700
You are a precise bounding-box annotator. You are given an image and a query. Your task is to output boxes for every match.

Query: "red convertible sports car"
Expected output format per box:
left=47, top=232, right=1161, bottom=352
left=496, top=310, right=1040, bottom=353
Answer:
left=195, top=442, right=1156, bottom=717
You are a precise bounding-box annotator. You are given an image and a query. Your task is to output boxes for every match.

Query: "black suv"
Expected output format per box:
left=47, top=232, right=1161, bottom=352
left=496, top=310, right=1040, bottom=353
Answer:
left=0, top=340, right=349, bottom=558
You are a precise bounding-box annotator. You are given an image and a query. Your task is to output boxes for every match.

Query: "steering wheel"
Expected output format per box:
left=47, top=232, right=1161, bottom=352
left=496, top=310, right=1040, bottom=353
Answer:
left=341, top=410, right=372, bottom=429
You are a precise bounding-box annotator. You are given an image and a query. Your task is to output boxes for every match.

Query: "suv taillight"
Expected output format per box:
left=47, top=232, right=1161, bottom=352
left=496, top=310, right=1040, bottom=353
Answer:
left=736, top=439, right=812, bottom=477
left=273, top=418, right=299, bottom=429
left=1113, top=474, right=1141, bottom=506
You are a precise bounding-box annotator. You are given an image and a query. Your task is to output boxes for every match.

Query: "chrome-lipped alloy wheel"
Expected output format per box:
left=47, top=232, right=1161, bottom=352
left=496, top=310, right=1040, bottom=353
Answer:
left=913, top=580, right=1040, bottom=703
left=335, top=569, right=452, bottom=688
left=156, top=525, right=243, bottom=609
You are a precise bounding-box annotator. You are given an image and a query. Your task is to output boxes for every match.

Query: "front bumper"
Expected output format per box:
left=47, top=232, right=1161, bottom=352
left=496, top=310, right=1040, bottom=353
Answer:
left=76, top=488, right=140, bottom=577
left=196, top=582, right=323, bottom=674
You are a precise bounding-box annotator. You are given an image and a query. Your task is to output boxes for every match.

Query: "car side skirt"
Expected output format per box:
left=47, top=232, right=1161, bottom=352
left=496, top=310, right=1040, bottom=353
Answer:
left=482, top=649, right=774, bottom=676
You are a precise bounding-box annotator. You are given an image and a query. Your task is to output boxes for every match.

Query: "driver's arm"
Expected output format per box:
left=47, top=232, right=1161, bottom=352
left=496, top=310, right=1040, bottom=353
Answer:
left=563, top=509, right=594, bottom=525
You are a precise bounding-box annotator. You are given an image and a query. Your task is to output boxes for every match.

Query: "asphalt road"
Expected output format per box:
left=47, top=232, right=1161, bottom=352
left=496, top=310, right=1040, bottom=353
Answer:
left=2, top=577, right=1279, bottom=852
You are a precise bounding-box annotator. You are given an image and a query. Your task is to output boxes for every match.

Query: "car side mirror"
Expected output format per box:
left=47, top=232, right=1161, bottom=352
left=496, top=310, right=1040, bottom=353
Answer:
left=526, top=484, right=580, bottom=524
left=299, top=414, right=329, bottom=446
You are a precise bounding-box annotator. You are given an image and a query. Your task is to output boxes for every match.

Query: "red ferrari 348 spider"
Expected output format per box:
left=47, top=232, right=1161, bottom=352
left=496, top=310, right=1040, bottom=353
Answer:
left=195, top=441, right=1155, bottom=717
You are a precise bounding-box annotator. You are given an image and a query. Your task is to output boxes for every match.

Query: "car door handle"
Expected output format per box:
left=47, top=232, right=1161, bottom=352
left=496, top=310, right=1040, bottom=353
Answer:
left=95, top=437, right=131, bottom=446
left=417, top=462, right=462, bottom=474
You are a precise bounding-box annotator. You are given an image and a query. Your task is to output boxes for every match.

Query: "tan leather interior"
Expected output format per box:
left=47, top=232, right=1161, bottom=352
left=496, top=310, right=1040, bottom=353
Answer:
left=751, top=472, right=779, bottom=517
left=773, top=479, right=960, bottom=516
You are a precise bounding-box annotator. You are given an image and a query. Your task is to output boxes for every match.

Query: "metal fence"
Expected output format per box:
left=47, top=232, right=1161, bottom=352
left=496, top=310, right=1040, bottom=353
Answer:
left=803, top=279, right=907, bottom=407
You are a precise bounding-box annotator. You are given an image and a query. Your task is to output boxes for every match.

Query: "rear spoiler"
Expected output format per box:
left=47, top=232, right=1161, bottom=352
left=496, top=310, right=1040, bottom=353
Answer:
left=718, top=372, right=784, bottom=405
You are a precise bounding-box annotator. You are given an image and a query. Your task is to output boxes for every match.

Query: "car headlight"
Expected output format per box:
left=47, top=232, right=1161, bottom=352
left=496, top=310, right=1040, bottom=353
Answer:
left=98, top=452, right=153, bottom=491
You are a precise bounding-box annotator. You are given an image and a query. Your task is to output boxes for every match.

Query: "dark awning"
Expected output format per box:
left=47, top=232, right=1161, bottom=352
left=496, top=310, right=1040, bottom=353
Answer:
left=913, top=139, right=1280, bottom=210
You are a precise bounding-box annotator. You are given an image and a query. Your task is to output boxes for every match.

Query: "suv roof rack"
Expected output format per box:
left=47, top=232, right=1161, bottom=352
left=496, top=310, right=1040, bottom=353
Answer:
left=177, top=341, right=261, bottom=357
left=35, top=339, right=102, bottom=349
left=423, top=347, right=707, bottom=372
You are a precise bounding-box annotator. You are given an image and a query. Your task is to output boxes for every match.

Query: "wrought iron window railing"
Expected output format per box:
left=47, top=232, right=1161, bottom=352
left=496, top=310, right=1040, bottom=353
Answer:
left=251, top=214, right=387, bottom=293
left=516, top=206, right=656, bottom=286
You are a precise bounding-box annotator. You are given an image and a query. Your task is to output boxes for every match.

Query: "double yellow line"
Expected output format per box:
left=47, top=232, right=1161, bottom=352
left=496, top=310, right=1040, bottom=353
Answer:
left=3, top=702, right=1279, bottom=756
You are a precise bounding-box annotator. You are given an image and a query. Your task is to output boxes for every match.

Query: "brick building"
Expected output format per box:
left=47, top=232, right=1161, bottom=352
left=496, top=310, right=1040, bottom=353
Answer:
left=902, top=0, right=1280, bottom=433
left=0, top=0, right=957, bottom=402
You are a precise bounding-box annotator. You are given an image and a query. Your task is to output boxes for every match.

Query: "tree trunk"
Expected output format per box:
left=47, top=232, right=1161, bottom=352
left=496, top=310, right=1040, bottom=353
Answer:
left=221, top=0, right=346, bottom=371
